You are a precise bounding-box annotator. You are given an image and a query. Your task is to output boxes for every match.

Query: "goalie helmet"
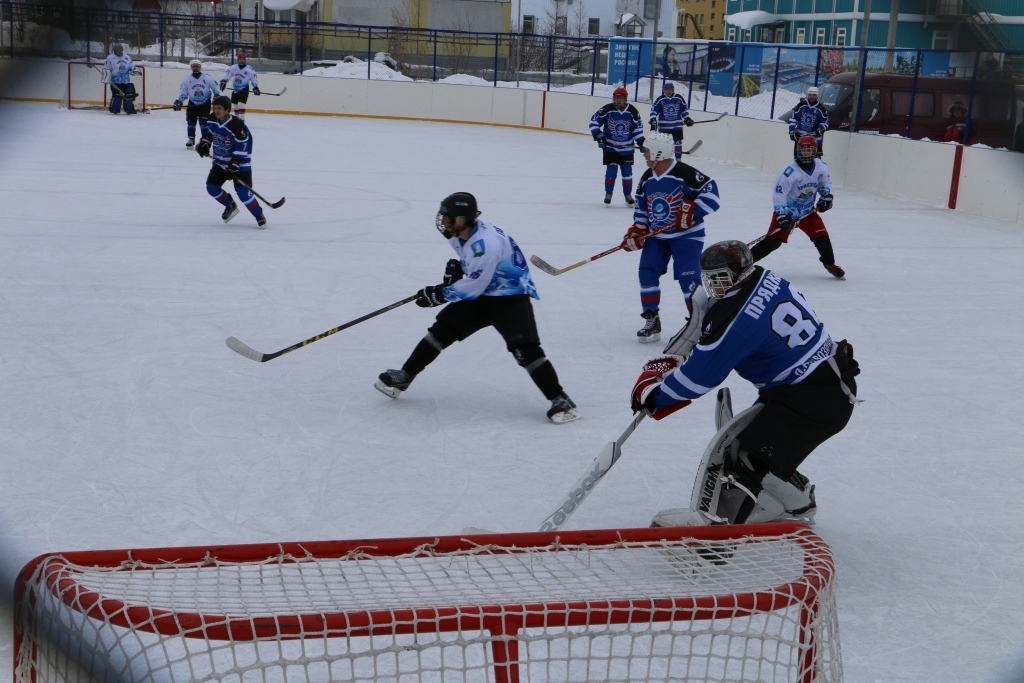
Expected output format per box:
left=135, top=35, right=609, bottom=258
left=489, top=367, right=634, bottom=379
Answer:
left=796, top=134, right=818, bottom=163
left=113, top=44, right=123, bottom=56
left=436, top=192, right=480, bottom=239
left=700, top=240, right=755, bottom=300
left=645, top=132, right=676, bottom=163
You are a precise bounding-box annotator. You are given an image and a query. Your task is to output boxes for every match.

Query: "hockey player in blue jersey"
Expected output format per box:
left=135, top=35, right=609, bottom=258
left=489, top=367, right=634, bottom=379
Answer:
left=619, top=132, right=721, bottom=343
left=195, top=96, right=266, bottom=228
left=375, top=193, right=580, bottom=424
left=220, top=52, right=260, bottom=121
left=173, top=60, right=221, bottom=149
left=648, top=82, right=694, bottom=160
left=103, top=44, right=139, bottom=114
left=750, top=135, right=844, bottom=279
left=631, top=240, right=859, bottom=524
left=590, top=87, right=645, bottom=205
left=788, top=86, right=828, bottom=157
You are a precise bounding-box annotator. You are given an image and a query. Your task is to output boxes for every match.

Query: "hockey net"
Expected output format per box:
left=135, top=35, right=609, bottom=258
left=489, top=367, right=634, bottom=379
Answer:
left=14, top=523, right=842, bottom=683
left=60, top=61, right=146, bottom=112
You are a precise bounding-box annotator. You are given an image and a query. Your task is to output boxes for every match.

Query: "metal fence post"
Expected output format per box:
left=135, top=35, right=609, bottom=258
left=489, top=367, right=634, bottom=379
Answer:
left=546, top=34, right=553, bottom=91
left=734, top=44, right=745, bottom=116
left=964, top=49, right=981, bottom=143
left=905, top=49, right=922, bottom=139
left=85, top=7, right=92, bottom=61
left=813, top=46, right=821, bottom=86
left=687, top=42, right=697, bottom=108
left=853, top=47, right=869, bottom=132
left=432, top=30, right=437, bottom=81
left=230, top=18, right=235, bottom=62
left=367, top=27, right=372, bottom=79
left=493, top=33, right=499, bottom=85
left=769, top=46, right=782, bottom=119
left=591, top=38, right=598, bottom=96
left=159, top=12, right=163, bottom=66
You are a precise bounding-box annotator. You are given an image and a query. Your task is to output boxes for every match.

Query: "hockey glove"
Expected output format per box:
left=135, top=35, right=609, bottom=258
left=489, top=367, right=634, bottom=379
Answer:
left=621, top=224, right=648, bottom=252
left=195, top=139, right=211, bottom=158
left=676, top=200, right=698, bottom=229
left=172, top=100, right=182, bottom=112
left=816, top=193, right=834, bottom=213
left=415, top=284, right=448, bottom=308
left=253, top=86, right=261, bottom=96
left=442, top=258, right=464, bottom=286
left=631, top=356, right=690, bottom=420
left=684, top=117, right=695, bottom=127
left=224, top=159, right=241, bottom=178
left=789, top=129, right=799, bottom=141
left=220, top=80, right=228, bottom=91
left=649, top=120, right=658, bottom=132
left=595, top=133, right=606, bottom=149
left=776, top=214, right=794, bottom=232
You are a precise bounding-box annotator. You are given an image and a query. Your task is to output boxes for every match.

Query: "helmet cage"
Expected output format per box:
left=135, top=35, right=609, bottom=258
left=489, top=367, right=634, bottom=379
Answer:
left=700, top=240, right=755, bottom=300
left=436, top=193, right=480, bottom=239
left=796, top=135, right=818, bottom=163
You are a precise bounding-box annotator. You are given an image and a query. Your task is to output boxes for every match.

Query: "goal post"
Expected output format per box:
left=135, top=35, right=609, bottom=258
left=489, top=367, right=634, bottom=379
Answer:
left=14, top=523, right=842, bottom=683
left=60, top=61, right=147, bottom=112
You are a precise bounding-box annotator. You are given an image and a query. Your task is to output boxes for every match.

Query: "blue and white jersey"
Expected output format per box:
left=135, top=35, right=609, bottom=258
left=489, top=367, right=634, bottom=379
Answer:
left=634, top=161, right=720, bottom=239
left=654, top=267, right=835, bottom=410
left=789, top=104, right=828, bottom=139
left=590, top=103, right=645, bottom=155
left=443, top=220, right=538, bottom=302
left=773, top=159, right=831, bottom=220
left=649, top=94, right=690, bottom=132
left=223, top=64, right=259, bottom=91
left=203, top=115, right=253, bottom=170
left=103, top=53, right=135, bottom=85
left=178, top=73, right=220, bottom=105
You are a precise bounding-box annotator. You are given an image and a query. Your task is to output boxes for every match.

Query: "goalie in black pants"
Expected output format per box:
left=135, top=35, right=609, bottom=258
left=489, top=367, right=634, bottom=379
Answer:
left=375, top=192, right=580, bottom=424
left=631, top=240, right=860, bottom=525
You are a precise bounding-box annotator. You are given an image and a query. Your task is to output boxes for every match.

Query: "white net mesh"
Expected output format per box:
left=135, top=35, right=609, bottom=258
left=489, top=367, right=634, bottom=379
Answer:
left=61, top=62, right=146, bottom=111
left=15, top=527, right=841, bottom=683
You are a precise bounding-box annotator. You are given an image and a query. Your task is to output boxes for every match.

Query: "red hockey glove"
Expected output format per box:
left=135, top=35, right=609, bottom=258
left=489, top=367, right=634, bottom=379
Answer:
left=676, top=200, right=697, bottom=229
left=631, top=356, right=690, bottom=420
left=621, top=224, right=648, bottom=252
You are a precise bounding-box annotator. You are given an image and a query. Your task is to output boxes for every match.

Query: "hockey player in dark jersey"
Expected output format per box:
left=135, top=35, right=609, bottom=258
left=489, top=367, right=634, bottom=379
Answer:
left=631, top=240, right=860, bottom=525
left=590, top=87, right=645, bottom=205
left=375, top=193, right=579, bottom=424
left=648, top=82, right=694, bottom=161
left=788, top=86, right=828, bottom=158
left=620, top=132, right=721, bottom=343
left=195, top=96, right=266, bottom=228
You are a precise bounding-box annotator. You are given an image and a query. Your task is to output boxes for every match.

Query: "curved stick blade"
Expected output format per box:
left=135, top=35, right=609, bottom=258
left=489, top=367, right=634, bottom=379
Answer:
left=226, top=336, right=266, bottom=362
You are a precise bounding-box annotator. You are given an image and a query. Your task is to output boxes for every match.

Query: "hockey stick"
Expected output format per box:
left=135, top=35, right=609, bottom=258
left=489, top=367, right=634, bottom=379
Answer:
left=530, top=222, right=678, bottom=276
left=226, top=294, right=419, bottom=362
left=225, top=85, right=287, bottom=97
left=747, top=207, right=818, bottom=248
left=212, top=162, right=286, bottom=209
left=537, top=412, right=646, bottom=532
left=691, top=112, right=728, bottom=124
left=681, top=139, right=702, bottom=155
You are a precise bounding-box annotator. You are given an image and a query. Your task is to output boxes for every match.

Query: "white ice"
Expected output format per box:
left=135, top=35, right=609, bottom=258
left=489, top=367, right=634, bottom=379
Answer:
left=0, top=100, right=1022, bottom=682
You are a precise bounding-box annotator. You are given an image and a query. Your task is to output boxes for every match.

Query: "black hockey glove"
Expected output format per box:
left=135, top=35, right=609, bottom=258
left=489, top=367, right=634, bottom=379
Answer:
left=442, top=259, right=464, bottom=286
left=416, top=284, right=448, bottom=308
left=172, top=100, right=182, bottom=112
left=776, top=214, right=794, bottom=232
left=224, top=159, right=240, bottom=177
left=595, top=132, right=605, bottom=148
left=816, top=193, right=834, bottom=213
left=684, top=117, right=695, bottom=127
left=219, top=80, right=227, bottom=91
left=789, top=129, right=799, bottom=141
left=649, top=120, right=658, bottom=132
left=252, top=86, right=261, bottom=96
left=195, top=139, right=211, bottom=158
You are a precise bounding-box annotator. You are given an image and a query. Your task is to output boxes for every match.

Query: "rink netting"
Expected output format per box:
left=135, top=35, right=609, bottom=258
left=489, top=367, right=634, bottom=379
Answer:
left=15, top=527, right=842, bottom=683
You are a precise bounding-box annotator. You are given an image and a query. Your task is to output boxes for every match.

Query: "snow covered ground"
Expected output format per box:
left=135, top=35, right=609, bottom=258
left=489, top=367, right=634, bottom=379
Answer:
left=1, top=101, right=1022, bottom=681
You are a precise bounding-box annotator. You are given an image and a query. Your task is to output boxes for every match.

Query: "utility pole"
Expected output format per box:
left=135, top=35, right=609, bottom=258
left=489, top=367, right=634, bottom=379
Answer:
left=884, top=0, right=899, bottom=73
left=852, top=0, right=872, bottom=127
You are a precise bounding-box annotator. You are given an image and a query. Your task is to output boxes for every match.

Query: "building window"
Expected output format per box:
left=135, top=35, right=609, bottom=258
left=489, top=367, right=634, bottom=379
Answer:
left=835, top=27, right=846, bottom=46
left=555, top=16, right=567, bottom=34
left=762, top=27, right=771, bottom=42
left=522, top=15, right=535, bottom=33
left=744, top=28, right=750, bottom=41
left=728, top=26, right=736, bottom=41
left=588, top=18, right=600, bottom=35
left=775, top=26, right=785, bottom=43
left=815, top=27, right=826, bottom=45
left=796, top=27, right=805, bottom=44
left=932, top=30, right=950, bottom=49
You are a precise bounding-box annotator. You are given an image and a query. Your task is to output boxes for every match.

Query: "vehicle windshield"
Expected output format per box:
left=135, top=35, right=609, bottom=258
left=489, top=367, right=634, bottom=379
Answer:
left=818, top=83, right=852, bottom=115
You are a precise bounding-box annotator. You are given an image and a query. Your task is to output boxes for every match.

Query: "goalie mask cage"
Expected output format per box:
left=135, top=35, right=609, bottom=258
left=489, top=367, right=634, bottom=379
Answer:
left=60, top=61, right=147, bottom=112
left=14, top=523, right=842, bottom=683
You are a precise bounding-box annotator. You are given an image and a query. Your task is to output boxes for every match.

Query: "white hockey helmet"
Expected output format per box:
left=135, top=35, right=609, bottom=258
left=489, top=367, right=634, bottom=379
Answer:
left=189, top=59, right=202, bottom=71
left=644, top=132, right=676, bottom=163
left=806, top=86, right=819, bottom=99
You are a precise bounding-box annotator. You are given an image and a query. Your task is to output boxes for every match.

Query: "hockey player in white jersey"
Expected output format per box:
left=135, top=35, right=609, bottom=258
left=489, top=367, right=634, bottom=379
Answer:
left=376, top=193, right=580, bottom=424
left=103, top=44, right=139, bottom=114
left=749, top=135, right=845, bottom=279
left=631, top=240, right=860, bottom=525
left=172, top=60, right=220, bottom=149
left=220, top=52, right=260, bottom=121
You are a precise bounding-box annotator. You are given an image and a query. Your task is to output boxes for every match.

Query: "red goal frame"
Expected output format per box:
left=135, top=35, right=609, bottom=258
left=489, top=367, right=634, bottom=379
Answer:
left=63, top=61, right=147, bottom=112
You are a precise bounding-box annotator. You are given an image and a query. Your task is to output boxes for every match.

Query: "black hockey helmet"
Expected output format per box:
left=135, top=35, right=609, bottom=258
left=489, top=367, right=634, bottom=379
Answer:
left=212, top=95, right=232, bottom=111
left=700, top=240, right=754, bottom=299
left=113, top=43, right=123, bottom=56
left=436, top=192, right=480, bottom=238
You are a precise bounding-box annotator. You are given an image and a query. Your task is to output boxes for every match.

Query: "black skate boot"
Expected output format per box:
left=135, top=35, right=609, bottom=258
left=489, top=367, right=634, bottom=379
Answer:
left=186, top=137, right=195, bottom=149
left=375, top=369, right=413, bottom=398
left=624, top=194, right=635, bottom=206
left=824, top=263, right=845, bottom=279
left=603, top=193, right=613, bottom=205
left=546, top=393, right=580, bottom=424
left=637, top=311, right=661, bottom=344
left=222, top=200, right=239, bottom=223
left=256, top=214, right=267, bottom=229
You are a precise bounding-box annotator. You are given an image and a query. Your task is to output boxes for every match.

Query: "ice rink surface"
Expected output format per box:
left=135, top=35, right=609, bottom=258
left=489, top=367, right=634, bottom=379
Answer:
left=1, top=100, right=1022, bottom=682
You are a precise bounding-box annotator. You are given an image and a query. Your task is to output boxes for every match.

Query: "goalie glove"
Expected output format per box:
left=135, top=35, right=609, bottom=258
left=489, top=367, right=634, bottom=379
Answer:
left=621, top=224, right=648, bottom=252
left=631, top=356, right=690, bottom=420
left=442, top=258, right=464, bottom=286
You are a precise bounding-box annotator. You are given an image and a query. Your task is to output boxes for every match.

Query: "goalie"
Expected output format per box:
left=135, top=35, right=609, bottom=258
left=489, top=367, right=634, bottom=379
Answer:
left=631, top=240, right=860, bottom=525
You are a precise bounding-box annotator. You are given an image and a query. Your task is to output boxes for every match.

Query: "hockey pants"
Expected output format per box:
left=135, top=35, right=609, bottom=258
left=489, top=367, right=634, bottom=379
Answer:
left=637, top=235, right=703, bottom=315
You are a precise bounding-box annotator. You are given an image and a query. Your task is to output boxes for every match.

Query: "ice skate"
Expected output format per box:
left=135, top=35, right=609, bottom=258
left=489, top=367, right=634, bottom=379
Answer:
left=186, top=137, right=195, bottom=149
left=825, top=263, right=846, bottom=279
left=637, top=311, right=661, bottom=343
left=603, top=193, right=613, bottom=205
left=547, top=393, right=580, bottom=424
left=221, top=201, right=239, bottom=223
left=375, top=369, right=412, bottom=399
left=256, top=215, right=267, bottom=229
left=624, top=194, right=635, bottom=206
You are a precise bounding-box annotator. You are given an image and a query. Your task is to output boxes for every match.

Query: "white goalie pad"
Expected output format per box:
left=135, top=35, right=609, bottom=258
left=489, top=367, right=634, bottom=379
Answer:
left=663, top=287, right=709, bottom=358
